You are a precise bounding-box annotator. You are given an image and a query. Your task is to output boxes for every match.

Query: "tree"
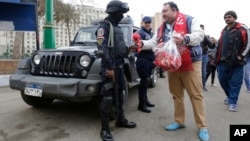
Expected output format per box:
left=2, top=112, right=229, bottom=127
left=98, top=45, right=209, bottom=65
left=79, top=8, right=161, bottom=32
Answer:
left=12, top=32, right=24, bottom=59
left=37, top=0, right=96, bottom=17
left=38, top=0, right=102, bottom=46
left=54, top=0, right=80, bottom=43
left=38, top=0, right=80, bottom=44
left=70, top=0, right=96, bottom=6
left=38, top=0, right=45, bottom=17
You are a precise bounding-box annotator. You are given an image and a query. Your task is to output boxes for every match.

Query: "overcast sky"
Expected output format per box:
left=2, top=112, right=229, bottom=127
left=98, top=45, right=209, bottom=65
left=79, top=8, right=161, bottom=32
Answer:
left=66, top=0, right=250, bottom=39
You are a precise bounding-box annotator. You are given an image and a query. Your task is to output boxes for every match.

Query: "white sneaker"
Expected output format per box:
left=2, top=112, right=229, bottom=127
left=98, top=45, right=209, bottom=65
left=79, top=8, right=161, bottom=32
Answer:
left=228, top=104, right=238, bottom=112
left=211, top=83, right=217, bottom=87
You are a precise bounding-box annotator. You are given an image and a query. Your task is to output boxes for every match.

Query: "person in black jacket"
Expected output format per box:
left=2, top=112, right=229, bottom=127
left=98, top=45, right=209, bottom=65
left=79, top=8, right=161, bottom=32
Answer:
left=206, top=42, right=218, bottom=87
left=200, top=24, right=216, bottom=91
left=136, top=16, right=155, bottom=113
left=215, top=11, right=250, bottom=112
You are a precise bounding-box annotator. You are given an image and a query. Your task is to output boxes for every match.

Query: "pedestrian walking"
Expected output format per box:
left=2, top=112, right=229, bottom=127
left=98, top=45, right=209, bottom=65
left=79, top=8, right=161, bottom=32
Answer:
left=215, top=10, right=250, bottom=112
left=200, top=24, right=216, bottom=91
left=206, top=39, right=218, bottom=87
left=244, top=55, right=250, bottom=93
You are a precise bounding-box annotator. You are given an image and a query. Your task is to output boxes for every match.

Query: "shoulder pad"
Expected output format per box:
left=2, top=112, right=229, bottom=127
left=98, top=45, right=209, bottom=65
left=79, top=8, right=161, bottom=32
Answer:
left=103, top=19, right=111, bottom=24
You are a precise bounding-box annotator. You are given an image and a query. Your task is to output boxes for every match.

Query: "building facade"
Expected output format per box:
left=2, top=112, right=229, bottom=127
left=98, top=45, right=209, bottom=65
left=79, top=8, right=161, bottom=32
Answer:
left=151, top=12, right=162, bottom=34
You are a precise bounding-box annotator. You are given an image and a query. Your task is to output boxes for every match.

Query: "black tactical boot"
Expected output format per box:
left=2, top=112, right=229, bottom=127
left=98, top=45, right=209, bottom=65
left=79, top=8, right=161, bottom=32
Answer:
left=100, top=97, right=113, bottom=141
left=115, top=98, right=137, bottom=128
left=116, top=119, right=137, bottom=128
left=138, top=80, right=151, bottom=113
left=146, top=101, right=155, bottom=107
left=138, top=103, right=151, bottom=113
left=100, top=130, right=114, bottom=141
left=145, top=96, right=155, bottom=107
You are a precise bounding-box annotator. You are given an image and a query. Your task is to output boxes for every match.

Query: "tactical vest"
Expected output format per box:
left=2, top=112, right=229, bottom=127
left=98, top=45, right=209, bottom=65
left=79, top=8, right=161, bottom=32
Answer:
left=106, top=20, right=128, bottom=58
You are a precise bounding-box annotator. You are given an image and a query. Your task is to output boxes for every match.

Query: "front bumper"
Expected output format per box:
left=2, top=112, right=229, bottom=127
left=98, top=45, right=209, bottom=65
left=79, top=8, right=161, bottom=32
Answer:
left=9, top=74, right=102, bottom=98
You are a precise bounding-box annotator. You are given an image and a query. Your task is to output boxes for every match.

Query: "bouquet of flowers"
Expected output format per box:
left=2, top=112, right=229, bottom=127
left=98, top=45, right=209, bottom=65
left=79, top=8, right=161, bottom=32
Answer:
left=132, top=33, right=142, bottom=53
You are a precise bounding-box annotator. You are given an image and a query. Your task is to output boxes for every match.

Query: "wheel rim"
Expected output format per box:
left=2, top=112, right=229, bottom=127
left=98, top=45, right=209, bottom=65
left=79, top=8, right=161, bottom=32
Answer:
left=123, top=77, right=128, bottom=105
left=153, top=69, right=157, bottom=84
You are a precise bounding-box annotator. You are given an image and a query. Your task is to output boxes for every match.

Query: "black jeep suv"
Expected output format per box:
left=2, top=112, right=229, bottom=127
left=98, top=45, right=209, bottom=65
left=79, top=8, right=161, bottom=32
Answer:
left=9, top=16, right=158, bottom=107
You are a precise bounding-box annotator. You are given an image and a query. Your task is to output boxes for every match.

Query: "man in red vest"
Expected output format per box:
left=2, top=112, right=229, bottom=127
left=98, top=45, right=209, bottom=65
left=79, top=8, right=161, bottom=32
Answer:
left=134, top=2, right=209, bottom=141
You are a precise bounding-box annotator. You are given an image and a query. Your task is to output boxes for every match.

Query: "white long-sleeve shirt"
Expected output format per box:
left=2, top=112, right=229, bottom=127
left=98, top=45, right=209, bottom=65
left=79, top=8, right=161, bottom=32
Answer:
left=142, top=17, right=204, bottom=50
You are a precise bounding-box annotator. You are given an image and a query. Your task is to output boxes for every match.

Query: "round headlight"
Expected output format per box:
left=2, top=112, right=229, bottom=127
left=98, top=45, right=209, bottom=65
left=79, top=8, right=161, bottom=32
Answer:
left=33, top=54, right=41, bottom=65
left=87, top=85, right=95, bottom=93
left=80, top=55, right=90, bottom=67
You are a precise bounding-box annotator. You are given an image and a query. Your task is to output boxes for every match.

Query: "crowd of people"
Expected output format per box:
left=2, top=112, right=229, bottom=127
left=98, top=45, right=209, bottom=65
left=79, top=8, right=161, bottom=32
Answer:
left=96, top=1, right=250, bottom=141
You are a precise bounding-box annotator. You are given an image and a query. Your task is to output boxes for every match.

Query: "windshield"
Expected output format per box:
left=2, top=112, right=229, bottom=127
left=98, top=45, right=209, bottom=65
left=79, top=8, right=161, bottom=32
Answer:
left=74, top=27, right=97, bottom=43
left=74, top=26, right=131, bottom=46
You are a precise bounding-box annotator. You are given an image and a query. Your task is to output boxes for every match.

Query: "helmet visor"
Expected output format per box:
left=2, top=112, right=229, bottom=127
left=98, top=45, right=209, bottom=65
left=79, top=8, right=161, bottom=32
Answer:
left=122, top=3, right=129, bottom=9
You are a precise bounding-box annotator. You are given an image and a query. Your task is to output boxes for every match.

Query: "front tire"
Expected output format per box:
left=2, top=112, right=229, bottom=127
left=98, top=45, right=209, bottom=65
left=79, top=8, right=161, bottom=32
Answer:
left=122, top=76, right=129, bottom=106
left=21, top=91, right=54, bottom=108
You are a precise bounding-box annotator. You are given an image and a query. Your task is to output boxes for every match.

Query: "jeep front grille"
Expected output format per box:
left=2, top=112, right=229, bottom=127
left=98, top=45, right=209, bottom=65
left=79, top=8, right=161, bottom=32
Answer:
left=39, top=55, right=76, bottom=77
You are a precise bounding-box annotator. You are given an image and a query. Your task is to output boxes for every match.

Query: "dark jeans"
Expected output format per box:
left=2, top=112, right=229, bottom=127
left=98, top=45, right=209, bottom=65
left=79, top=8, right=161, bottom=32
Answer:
left=217, top=62, right=243, bottom=105
left=206, top=63, right=217, bottom=84
left=202, top=54, right=209, bottom=87
left=244, top=57, right=250, bottom=90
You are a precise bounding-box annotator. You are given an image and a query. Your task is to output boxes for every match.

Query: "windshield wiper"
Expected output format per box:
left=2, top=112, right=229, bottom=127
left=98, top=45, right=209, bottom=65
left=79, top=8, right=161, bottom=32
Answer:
left=74, top=42, right=87, bottom=45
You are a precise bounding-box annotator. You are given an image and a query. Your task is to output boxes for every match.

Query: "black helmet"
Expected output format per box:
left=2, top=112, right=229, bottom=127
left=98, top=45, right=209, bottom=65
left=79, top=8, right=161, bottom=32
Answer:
left=106, top=0, right=129, bottom=14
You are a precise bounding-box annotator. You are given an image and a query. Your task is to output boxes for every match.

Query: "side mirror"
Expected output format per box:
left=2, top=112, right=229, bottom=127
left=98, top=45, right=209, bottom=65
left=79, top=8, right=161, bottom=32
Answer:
left=69, top=41, right=74, bottom=46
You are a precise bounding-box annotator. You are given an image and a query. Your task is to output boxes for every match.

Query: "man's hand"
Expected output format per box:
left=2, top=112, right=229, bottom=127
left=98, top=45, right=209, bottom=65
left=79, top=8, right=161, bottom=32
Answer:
left=173, top=35, right=184, bottom=47
left=133, top=33, right=142, bottom=52
left=129, top=46, right=137, bottom=52
left=105, top=69, right=115, bottom=81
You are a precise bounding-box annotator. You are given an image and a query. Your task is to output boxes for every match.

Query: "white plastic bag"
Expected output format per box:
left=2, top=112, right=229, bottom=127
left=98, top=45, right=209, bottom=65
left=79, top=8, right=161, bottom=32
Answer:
left=154, top=37, right=182, bottom=72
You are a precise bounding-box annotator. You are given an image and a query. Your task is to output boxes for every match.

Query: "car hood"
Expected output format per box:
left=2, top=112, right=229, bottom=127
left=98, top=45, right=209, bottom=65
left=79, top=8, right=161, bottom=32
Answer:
left=41, top=46, right=97, bottom=54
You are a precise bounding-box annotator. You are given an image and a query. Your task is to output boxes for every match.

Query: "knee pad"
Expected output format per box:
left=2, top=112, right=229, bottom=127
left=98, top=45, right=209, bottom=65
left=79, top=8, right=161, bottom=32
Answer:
left=101, top=96, right=113, bottom=111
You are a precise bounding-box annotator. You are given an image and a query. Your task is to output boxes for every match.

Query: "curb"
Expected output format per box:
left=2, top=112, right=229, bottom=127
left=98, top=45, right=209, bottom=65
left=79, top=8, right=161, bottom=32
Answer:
left=0, top=85, right=9, bottom=88
left=0, top=75, right=10, bottom=88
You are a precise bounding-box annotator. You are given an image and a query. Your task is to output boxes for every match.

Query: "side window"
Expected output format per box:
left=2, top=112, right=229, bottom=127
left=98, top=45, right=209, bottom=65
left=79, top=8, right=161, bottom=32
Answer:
left=133, top=29, right=138, bottom=33
left=121, top=26, right=130, bottom=47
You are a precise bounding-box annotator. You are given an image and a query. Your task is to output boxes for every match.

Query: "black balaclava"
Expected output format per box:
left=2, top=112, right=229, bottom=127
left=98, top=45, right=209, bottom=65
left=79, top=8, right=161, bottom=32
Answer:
left=109, top=12, right=124, bottom=23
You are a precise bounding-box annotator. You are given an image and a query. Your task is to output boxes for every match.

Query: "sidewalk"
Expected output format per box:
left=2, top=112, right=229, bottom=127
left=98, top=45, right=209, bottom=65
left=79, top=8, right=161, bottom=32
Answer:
left=0, top=74, right=10, bottom=87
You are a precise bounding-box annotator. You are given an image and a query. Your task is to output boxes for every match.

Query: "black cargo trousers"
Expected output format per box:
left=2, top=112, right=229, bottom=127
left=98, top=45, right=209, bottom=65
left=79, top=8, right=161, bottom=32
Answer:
left=100, top=66, right=126, bottom=130
left=136, top=58, right=154, bottom=106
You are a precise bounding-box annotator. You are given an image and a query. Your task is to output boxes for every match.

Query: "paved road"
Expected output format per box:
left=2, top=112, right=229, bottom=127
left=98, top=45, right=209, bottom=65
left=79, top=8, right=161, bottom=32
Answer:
left=1, top=77, right=250, bottom=141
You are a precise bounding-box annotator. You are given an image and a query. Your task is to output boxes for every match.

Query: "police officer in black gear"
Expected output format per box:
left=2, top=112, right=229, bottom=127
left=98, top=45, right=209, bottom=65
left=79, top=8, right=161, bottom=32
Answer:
left=136, top=16, right=155, bottom=113
left=95, top=1, right=136, bottom=141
